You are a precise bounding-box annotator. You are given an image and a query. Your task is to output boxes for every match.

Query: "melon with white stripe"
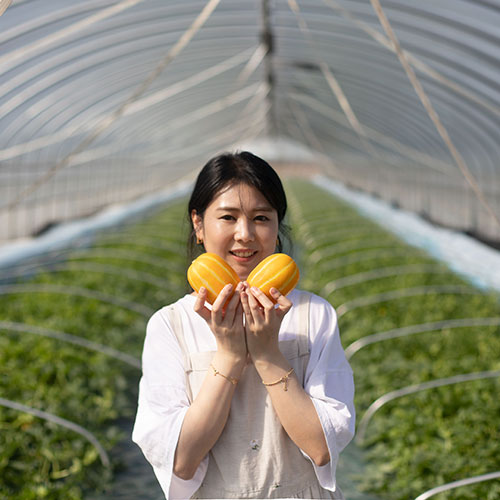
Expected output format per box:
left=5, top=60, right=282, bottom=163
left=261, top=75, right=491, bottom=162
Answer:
left=247, top=253, right=299, bottom=301
left=187, top=252, right=240, bottom=304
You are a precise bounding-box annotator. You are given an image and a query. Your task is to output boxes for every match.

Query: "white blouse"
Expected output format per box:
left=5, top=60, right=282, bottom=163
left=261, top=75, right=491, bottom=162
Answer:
left=132, top=289, right=355, bottom=499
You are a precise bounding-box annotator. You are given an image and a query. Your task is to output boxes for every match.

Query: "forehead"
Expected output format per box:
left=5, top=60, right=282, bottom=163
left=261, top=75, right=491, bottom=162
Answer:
left=209, top=183, right=274, bottom=211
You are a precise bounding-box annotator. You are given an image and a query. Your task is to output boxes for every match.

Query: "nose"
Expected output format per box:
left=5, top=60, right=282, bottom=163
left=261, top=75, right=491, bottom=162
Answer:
left=235, top=217, right=254, bottom=242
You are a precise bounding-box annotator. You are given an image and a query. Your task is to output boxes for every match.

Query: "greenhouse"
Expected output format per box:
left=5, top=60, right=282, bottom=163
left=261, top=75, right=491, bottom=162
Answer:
left=0, top=1, right=499, bottom=499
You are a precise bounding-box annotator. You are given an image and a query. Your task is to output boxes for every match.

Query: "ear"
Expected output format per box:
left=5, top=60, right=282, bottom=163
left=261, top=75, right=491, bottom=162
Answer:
left=191, top=210, right=203, bottom=239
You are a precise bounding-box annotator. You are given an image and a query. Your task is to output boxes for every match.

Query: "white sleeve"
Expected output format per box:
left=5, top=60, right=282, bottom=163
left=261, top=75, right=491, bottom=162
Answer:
left=132, top=309, right=207, bottom=499
left=303, top=295, right=356, bottom=492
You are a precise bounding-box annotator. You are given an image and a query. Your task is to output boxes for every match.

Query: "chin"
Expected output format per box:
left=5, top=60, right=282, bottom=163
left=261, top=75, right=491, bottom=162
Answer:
left=230, top=262, right=252, bottom=282
left=236, top=270, right=249, bottom=282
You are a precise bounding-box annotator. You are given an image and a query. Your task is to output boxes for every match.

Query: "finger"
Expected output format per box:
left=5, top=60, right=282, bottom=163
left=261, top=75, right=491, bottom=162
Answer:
left=239, top=289, right=253, bottom=325
left=242, top=289, right=261, bottom=327
left=270, top=287, right=293, bottom=315
left=224, top=286, right=242, bottom=324
left=233, top=300, right=244, bottom=327
left=250, top=286, right=275, bottom=312
left=211, top=284, right=233, bottom=321
left=248, top=287, right=266, bottom=319
left=193, top=287, right=211, bottom=322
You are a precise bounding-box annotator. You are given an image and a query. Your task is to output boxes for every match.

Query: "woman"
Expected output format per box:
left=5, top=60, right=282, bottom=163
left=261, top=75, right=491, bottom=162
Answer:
left=132, top=151, right=355, bottom=499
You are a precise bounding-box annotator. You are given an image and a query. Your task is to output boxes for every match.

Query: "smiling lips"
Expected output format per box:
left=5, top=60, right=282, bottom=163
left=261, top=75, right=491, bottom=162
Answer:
left=230, top=249, right=257, bottom=259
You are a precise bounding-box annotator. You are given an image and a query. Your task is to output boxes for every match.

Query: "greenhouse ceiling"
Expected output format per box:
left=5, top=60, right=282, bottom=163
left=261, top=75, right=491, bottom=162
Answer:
left=0, top=0, right=500, bottom=244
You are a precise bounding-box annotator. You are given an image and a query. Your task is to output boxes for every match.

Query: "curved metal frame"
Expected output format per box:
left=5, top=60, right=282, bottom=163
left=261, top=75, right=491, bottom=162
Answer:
left=0, top=320, right=141, bottom=369
left=414, top=471, right=500, bottom=500
left=92, top=233, right=185, bottom=253
left=345, top=316, right=500, bottom=360
left=356, top=369, right=500, bottom=445
left=0, top=45, right=257, bottom=161
left=287, top=91, right=458, bottom=176
left=107, top=225, right=187, bottom=244
left=278, top=6, right=500, bottom=139
left=337, top=284, right=483, bottom=318
left=0, top=397, right=110, bottom=467
left=2, top=0, right=500, bottom=242
left=310, top=239, right=404, bottom=265
left=321, top=263, right=450, bottom=296
left=2, top=261, right=177, bottom=293
left=288, top=60, right=500, bottom=164
left=317, top=247, right=426, bottom=273
left=0, top=247, right=187, bottom=276
left=303, top=224, right=387, bottom=253
left=281, top=56, right=492, bottom=165
left=320, top=0, right=500, bottom=119
left=0, top=283, right=153, bottom=317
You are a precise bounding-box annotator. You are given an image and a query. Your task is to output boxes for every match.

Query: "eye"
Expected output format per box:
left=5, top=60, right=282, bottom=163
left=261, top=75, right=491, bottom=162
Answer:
left=254, top=215, right=270, bottom=222
left=220, top=214, right=235, bottom=221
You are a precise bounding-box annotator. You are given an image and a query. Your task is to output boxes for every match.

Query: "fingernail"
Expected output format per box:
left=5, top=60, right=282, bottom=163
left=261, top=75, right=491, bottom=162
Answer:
left=199, top=287, right=206, bottom=293
left=270, top=287, right=279, bottom=296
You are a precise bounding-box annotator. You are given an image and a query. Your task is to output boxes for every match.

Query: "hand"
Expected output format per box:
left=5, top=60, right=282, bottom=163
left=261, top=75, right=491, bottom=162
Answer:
left=240, top=284, right=293, bottom=362
left=194, top=282, right=247, bottom=361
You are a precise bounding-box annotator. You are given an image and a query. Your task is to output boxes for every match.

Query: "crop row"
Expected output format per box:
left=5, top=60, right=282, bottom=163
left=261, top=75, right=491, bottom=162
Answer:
left=0, top=199, right=191, bottom=499
left=286, top=180, right=500, bottom=500
left=2, top=178, right=499, bottom=500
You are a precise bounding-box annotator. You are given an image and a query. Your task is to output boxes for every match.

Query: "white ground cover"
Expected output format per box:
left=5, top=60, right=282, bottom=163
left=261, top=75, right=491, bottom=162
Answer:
left=316, top=175, right=500, bottom=294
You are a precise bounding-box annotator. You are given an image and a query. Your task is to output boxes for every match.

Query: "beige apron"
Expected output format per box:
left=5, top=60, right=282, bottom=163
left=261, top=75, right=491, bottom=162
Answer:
left=167, top=291, right=344, bottom=499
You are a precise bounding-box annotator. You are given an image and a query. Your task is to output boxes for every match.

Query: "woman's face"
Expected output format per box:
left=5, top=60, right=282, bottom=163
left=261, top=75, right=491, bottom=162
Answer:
left=192, top=183, right=279, bottom=281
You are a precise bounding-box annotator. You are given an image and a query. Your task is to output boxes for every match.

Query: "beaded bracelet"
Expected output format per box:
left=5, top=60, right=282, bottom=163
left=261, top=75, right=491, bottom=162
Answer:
left=210, top=364, right=238, bottom=385
left=262, top=367, right=294, bottom=391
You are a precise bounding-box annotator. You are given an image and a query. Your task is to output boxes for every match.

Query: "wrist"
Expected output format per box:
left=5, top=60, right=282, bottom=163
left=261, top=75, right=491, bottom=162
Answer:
left=254, top=355, right=295, bottom=392
left=262, top=367, right=295, bottom=391
left=212, top=351, right=246, bottom=377
left=252, top=349, right=287, bottom=372
left=250, top=345, right=282, bottom=367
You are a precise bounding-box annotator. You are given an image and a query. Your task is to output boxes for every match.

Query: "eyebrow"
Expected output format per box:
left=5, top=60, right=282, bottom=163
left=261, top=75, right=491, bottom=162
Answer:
left=215, top=206, right=274, bottom=212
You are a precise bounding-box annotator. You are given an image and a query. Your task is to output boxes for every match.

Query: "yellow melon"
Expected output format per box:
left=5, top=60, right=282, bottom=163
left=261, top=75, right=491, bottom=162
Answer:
left=187, top=253, right=240, bottom=304
left=247, top=253, right=299, bottom=301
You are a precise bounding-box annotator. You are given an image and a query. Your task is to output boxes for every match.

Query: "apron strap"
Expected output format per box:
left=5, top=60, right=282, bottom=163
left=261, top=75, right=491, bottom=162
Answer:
left=296, top=290, right=311, bottom=356
left=164, top=304, right=194, bottom=403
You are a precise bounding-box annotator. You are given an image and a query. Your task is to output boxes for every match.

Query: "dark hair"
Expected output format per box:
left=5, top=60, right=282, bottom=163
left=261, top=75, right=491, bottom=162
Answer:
left=187, top=151, right=291, bottom=260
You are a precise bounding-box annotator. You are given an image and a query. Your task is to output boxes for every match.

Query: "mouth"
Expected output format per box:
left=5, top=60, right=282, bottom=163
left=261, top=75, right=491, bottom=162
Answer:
left=229, top=249, right=258, bottom=260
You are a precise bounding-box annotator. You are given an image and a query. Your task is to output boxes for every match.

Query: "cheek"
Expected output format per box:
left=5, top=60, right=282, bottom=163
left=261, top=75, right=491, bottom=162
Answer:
left=204, top=222, right=232, bottom=246
left=260, top=224, right=279, bottom=245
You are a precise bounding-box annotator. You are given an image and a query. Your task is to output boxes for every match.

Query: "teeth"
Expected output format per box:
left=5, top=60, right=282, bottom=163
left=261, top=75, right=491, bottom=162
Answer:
left=232, top=251, right=254, bottom=257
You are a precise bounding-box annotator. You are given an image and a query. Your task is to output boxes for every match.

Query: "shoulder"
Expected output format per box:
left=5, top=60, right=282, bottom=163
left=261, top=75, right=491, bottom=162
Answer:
left=146, top=294, right=196, bottom=334
left=289, top=289, right=337, bottom=320
left=150, top=294, right=196, bottom=320
left=146, top=294, right=216, bottom=354
left=288, top=289, right=339, bottom=345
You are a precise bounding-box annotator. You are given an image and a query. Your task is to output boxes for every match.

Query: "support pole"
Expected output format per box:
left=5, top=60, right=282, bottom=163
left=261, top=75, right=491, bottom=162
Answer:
left=261, top=0, right=276, bottom=136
